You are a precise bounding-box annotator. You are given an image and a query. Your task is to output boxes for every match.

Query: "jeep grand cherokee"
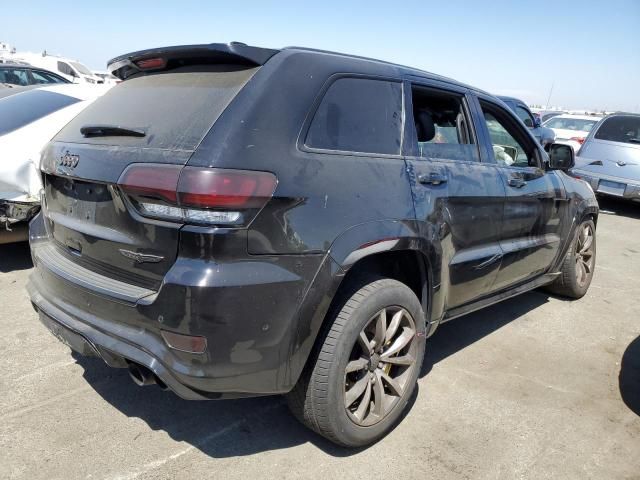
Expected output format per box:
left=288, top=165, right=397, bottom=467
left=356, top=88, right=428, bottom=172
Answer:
left=28, top=42, right=598, bottom=446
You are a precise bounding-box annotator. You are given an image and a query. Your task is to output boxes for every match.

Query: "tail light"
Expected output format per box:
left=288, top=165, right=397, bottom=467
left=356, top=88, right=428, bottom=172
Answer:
left=570, top=137, right=586, bottom=145
left=118, top=164, right=277, bottom=227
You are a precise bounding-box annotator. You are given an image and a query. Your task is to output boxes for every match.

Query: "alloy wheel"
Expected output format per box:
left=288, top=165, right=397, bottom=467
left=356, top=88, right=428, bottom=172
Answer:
left=575, top=223, right=595, bottom=287
left=344, top=307, right=418, bottom=426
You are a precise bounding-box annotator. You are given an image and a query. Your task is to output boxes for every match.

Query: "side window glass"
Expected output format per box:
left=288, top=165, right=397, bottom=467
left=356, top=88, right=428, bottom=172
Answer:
left=2, top=68, right=29, bottom=86
left=305, top=78, right=402, bottom=155
left=31, top=71, right=57, bottom=84
left=480, top=102, right=535, bottom=168
left=411, top=86, right=479, bottom=162
left=515, top=106, right=534, bottom=128
left=57, top=62, right=76, bottom=77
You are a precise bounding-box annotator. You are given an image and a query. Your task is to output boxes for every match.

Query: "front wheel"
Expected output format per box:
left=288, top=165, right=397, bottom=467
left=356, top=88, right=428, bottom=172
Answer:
left=546, top=218, right=596, bottom=298
left=287, top=278, right=426, bottom=447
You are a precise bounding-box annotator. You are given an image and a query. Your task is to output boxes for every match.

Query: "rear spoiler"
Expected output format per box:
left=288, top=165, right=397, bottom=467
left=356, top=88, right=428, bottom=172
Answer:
left=107, top=42, right=279, bottom=80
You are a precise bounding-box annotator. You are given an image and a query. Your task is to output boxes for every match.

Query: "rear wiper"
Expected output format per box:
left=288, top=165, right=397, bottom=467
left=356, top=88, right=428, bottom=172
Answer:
left=80, top=125, right=146, bottom=138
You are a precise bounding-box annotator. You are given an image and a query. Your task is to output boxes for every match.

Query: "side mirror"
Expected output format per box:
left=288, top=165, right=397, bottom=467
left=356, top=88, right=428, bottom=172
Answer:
left=548, top=143, right=575, bottom=170
left=533, top=116, right=542, bottom=128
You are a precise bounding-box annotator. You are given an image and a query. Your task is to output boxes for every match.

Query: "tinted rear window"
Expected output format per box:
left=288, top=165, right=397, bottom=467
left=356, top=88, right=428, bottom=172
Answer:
left=305, top=77, right=403, bottom=155
left=594, top=116, right=640, bottom=145
left=56, top=67, right=258, bottom=150
left=0, top=89, right=80, bottom=135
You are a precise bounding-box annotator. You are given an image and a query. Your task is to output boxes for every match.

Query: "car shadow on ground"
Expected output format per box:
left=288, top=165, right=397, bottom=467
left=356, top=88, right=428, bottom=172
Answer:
left=421, top=291, right=550, bottom=377
left=0, top=241, right=33, bottom=273
left=619, top=335, right=640, bottom=417
left=72, top=290, right=550, bottom=459
left=597, top=196, right=640, bottom=220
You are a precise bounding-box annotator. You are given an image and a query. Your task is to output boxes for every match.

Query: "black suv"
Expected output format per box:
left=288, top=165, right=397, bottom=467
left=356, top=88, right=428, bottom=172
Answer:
left=28, top=43, right=598, bottom=447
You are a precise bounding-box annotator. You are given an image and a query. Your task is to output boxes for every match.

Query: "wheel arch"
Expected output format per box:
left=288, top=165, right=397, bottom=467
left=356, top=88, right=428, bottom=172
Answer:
left=283, top=220, right=440, bottom=391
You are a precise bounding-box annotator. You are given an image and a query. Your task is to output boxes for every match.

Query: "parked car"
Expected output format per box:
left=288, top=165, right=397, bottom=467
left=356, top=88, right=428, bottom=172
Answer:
left=92, top=70, right=121, bottom=86
left=531, top=109, right=565, bottom=123
left=28, top=42, right=598, bottom=447
left=544, top=114, right=603, bottom=153
left=571, top=113, right=640, bottom=202
left=16, top=52, right=103, bottom=84
left=498, top=96, right=556, bottom=147
left=0, top=84, right=107, bottom=232
left=0, top=62, right=70, bottom=87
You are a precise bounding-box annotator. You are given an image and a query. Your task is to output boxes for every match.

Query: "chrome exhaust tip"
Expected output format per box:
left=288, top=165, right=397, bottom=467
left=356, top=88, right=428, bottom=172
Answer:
left=127, top=362, right=156, bottom=387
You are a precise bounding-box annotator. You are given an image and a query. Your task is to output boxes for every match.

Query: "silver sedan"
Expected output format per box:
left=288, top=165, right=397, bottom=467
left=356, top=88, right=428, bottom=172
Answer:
left=571, top=113, right=640, bottom=202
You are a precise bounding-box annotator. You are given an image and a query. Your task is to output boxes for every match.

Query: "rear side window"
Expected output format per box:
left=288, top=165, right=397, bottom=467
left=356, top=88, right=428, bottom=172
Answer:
left=32, top=70, right=67, bottom=84
left=305, top=77, right=402, bottom=155
left=594, top=116, right=640, bottom=145
left=56, top=67, right=258, bottom=150
left=411, top=86, right=479, bottom=162
left=0, top=90, right=80, bottom=135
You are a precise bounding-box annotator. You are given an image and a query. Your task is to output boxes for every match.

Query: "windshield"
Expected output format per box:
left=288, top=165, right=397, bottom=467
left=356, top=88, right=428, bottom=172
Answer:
left=594, top=116, right=640, bottom=145
left=0, top=89, right=80, bottom=135
left=70, top=61, right=93, bottom=76
left=545, top=117, right=599, bottom=132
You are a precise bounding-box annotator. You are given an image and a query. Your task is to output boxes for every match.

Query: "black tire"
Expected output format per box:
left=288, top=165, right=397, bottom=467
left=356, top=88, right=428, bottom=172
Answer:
left=545, top=218, right=596, bottom=299
left=287, top=278, right=426, bottom=447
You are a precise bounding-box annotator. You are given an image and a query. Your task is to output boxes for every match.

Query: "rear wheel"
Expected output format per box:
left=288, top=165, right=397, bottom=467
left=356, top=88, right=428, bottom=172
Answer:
left=287, top=278, right=426, bottom=447
left=546, top=218, right=596, bottom=298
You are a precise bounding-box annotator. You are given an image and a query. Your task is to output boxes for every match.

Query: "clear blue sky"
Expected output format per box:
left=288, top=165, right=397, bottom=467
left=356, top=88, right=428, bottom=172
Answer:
left=3, top=0, right=639, bottom=111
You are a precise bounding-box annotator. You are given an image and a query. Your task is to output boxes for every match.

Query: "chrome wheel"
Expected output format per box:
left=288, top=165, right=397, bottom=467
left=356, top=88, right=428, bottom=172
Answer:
left=344, top=307, right=417, bottom=426
left=575, top=223, right=595, bottom=287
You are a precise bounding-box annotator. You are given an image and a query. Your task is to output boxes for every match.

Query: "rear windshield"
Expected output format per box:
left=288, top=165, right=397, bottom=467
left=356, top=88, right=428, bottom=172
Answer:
left=0, top=89, right=80, bottom=136
left=545, top=117, right=599, bottom=132
left=56, top=67, right=258, bottom=150
left=594, top=116, right=640, bottom=145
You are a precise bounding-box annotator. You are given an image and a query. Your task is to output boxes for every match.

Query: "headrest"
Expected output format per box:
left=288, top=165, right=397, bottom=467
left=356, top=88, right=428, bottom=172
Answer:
left=416, top=111, right=435, bottom=142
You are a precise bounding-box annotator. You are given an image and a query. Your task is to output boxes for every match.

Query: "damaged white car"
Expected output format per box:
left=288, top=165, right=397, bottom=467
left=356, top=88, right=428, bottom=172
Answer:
left=0, top=84, right=107, bottom=232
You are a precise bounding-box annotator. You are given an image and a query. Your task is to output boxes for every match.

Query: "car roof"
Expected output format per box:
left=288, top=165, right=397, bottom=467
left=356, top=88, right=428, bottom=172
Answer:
left=108, top=42, right=494, bottom=97
left=550, top=114, right=603, bottom=121
left=603, top=112, right=640, bottom=118
left=0, top=62, right=35, bottom=68
left=283, top=46, right=488, bottom=93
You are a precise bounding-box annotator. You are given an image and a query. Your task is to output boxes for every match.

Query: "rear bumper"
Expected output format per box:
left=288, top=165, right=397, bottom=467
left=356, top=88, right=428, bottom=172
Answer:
left=27, top=212, right=326, bottom=399
left=29, top=286, right=211, bottom=400
left=571, top=168, right=640, bottom=200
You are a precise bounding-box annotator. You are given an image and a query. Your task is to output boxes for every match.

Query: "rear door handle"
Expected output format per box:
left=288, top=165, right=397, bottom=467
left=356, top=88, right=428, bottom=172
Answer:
left=418, top=172, right=447, bottom=185
left=508, top=177, right=526, bottom=188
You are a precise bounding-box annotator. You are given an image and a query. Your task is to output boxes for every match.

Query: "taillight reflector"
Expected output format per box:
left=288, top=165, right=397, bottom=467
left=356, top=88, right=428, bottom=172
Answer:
left=570, top=137, right=586, bottom=145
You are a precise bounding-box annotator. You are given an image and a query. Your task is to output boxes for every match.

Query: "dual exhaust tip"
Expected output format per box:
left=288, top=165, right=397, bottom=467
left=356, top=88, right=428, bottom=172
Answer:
left=127, top=362, right=168, bottom=391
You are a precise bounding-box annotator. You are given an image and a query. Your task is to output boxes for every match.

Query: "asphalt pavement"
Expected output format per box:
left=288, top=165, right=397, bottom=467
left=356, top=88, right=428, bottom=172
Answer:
left=1, top=197, right=638, bottom=480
